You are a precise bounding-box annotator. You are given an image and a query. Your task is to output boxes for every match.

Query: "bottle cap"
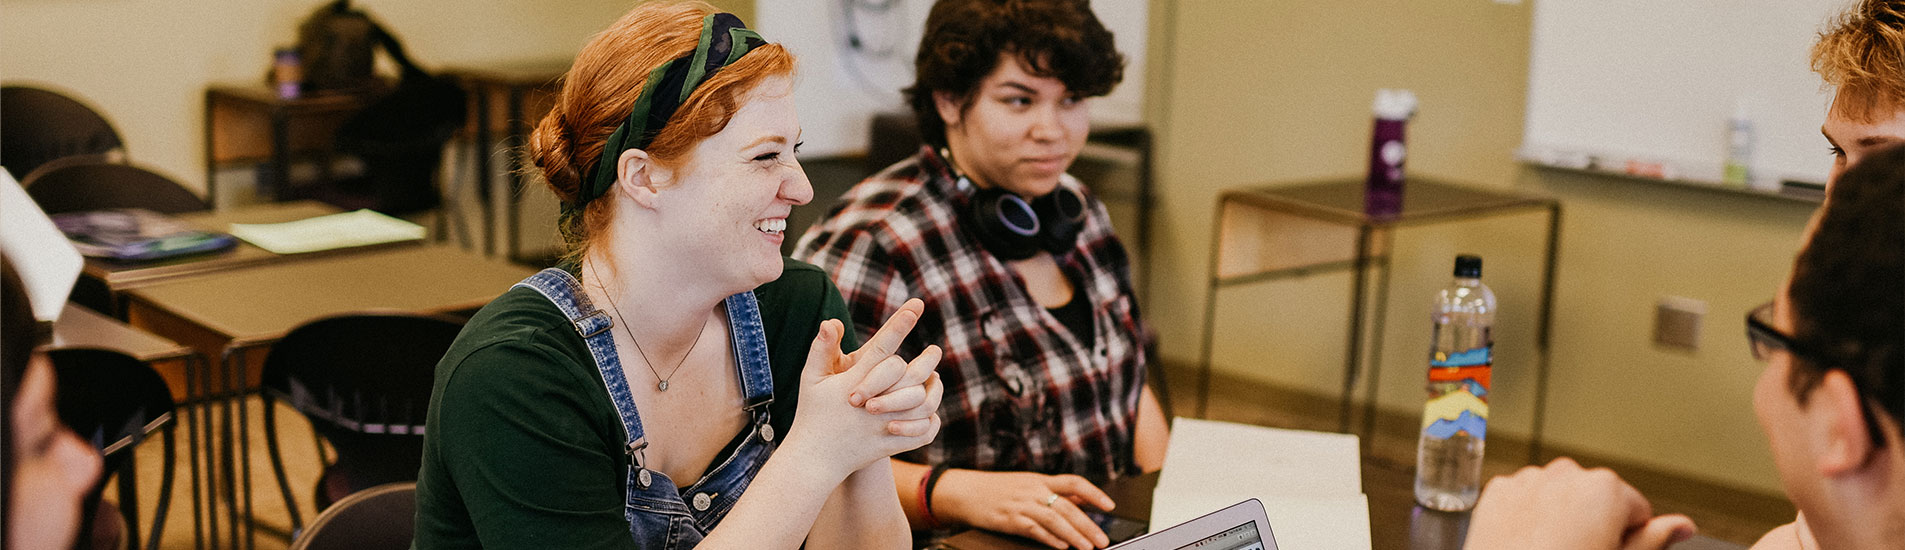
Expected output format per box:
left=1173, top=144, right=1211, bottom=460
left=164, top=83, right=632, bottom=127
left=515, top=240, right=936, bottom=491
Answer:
left=1372, top=89, right=1418, bottom=121
left=1453, top=255, right=1482, bottom=278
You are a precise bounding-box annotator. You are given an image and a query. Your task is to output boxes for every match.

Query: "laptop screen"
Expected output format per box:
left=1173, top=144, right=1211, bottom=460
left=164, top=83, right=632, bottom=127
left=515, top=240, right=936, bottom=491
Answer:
left=1174, top=522, right=1265, bottom=550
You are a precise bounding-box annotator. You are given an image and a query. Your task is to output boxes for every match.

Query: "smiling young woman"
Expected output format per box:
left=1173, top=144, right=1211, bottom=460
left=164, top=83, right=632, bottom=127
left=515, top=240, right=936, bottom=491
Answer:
left=411, top=3, right=944, bottom=549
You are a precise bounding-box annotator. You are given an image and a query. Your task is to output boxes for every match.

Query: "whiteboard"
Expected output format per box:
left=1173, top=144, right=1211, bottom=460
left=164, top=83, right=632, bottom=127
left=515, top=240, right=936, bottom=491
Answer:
left=1522, top=0, right=1851, bottom=185
left=760, top=0, right=1147, bottom=157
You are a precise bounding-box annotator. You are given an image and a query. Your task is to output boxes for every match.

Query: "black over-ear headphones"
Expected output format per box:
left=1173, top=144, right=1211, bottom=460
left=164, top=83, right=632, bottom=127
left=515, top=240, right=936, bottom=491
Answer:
left=959, top=176, right=1088, bottom=261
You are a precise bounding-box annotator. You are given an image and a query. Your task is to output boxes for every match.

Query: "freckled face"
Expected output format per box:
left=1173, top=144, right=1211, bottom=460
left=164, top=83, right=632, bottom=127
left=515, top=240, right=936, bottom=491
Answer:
left=650, top=75, right=812, bottom=290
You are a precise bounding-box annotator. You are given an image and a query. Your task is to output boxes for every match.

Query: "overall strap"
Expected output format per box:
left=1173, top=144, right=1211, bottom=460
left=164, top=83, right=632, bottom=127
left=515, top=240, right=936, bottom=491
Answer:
left=722, top=291, right=774, bottom=411
left=515, top=268, right=652, bottom=467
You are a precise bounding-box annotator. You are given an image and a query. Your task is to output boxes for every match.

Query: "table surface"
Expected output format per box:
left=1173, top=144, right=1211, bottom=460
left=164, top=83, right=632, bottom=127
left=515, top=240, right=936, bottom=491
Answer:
left=206, top=83, right=388, bottom=110
left=122, top=243, right=537, bottom=347
left=943, top=458, right=1744, bottom=550
left=48, top=302, right=193, bottom=362
left=79, top=201, right=419, bottom=288
left=1221, top=178, right=1556, bottom=227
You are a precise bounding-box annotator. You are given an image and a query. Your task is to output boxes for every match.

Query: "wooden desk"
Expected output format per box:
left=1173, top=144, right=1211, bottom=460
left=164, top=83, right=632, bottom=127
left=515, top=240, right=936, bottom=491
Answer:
left=120, top=243, right=535, bottom=550
left=444, top=59, right=564, bottom=257
left=122, top=243, right=533, bottom=369
left=943, top=459, right=1744, bottom=550
left=53, top=302, right=194, bottom=362
left=203, top=84, right=386, bottom=205
left=1194, top=179, right=1561, bottom=460
left=72, top=201, right=423, bottom=315
left=52, top=302, right=202, bottom=399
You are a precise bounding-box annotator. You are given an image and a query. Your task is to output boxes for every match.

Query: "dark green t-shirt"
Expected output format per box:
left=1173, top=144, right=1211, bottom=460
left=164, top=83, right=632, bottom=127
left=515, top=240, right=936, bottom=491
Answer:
left=414, top=259, right=858, bottom=549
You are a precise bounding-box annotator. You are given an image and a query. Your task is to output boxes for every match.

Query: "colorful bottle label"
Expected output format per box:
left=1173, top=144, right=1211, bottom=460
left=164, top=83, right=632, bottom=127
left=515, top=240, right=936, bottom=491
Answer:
left=1421, top=346, right=1490, bottom=440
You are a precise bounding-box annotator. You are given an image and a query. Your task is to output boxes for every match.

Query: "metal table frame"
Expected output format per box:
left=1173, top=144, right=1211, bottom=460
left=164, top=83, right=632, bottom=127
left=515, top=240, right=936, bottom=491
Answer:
left=1193, top=178, right=1561, bottom=463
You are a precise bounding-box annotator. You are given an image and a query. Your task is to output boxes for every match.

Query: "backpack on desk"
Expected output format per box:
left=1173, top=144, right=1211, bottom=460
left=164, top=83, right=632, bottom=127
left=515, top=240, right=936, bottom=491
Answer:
left=296, top=0, right=381, bottom=93
left=325, top=15, right=467, bottom=214
left=281, top=1, right=466, bottom=215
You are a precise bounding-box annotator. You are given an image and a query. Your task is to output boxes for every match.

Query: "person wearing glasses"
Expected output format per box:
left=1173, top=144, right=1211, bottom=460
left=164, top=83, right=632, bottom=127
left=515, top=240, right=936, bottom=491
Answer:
left=793, top=1, right=1166, bottom=548
left=1463, top=146, right=1905, bottom=550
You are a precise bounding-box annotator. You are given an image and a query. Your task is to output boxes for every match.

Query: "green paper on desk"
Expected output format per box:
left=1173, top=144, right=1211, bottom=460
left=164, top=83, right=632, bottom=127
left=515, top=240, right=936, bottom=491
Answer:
left=229, top=209, right=426, bottom=254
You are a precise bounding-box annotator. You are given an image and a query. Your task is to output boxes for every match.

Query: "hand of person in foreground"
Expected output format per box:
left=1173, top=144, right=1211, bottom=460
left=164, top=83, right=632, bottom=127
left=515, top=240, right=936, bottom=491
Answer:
left=936, top=469, right=1118, bottom=549
left=1465, top=457, right=1697, bottom=550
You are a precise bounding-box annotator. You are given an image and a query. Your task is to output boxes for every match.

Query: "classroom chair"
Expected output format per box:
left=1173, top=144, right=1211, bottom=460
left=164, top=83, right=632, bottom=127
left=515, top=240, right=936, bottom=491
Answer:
left=49, top=348, right=180, bottom=550
left=24, top=161, right=209, bottom=215
left=258, top=313, right=464, bottom=534
left=0, top=85, right=125, bottom=182
left=285, top=482, right=416, bottom=550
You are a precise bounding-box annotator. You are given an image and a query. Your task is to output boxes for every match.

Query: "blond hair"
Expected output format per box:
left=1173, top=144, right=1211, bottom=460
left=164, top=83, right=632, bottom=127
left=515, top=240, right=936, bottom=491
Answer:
left=1814, top=0, right=1905, bottom=121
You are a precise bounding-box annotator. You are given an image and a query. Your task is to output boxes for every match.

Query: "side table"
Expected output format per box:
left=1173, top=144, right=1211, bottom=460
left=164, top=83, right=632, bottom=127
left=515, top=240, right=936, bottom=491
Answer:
left=1194, top=177, right=1561, bottom=462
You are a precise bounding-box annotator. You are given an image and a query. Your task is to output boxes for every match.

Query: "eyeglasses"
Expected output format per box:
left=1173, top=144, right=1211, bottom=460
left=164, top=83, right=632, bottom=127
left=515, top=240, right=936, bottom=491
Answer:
left=1745, top=302, right=1831, bottom=364
left=1746, top=301, right=1888, bottom=446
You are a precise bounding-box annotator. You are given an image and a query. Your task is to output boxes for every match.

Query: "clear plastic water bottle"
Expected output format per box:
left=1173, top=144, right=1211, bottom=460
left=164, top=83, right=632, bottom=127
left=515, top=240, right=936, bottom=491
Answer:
left=1414, top=254, right=1495, bottom=512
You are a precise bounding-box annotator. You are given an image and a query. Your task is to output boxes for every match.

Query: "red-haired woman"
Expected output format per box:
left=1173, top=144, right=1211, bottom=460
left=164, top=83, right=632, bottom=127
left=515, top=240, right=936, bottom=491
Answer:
left=413, top=3, right=941, bottom=548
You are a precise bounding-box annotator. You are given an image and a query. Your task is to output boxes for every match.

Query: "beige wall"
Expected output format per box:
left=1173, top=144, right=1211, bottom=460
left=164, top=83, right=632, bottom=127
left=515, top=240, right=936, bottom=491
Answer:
left=1, top=0, right=1811, bottom=497
left=0, top=0, right=753, bottom=194
left=1141, top=0, right=1814, bottom=496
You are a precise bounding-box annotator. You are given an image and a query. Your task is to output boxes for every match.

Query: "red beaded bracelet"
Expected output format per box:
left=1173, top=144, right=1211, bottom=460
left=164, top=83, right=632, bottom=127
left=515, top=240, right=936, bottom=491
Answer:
left=917, top=465, right=942, bottom=529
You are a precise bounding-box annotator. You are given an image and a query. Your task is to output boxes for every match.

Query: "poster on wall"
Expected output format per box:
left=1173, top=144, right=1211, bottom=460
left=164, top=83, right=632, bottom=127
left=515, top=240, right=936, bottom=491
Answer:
left=760, top=0, right=1148, bottom=158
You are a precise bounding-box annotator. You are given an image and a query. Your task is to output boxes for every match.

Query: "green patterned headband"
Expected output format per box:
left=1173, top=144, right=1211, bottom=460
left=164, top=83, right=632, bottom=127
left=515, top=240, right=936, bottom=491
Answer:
left=570, top=12, right=767, bottom=212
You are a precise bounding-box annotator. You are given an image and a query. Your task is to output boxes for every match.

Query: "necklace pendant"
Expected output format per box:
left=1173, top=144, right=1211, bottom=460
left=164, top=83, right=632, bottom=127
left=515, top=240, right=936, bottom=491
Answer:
left=658, top=380, right=669, bottom=391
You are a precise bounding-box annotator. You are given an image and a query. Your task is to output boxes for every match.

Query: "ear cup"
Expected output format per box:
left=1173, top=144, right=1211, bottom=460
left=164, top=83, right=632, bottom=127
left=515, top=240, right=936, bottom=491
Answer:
left=964, top=186, right=1044, bottom=261
left=1031, top=186, right=1087, bottom=254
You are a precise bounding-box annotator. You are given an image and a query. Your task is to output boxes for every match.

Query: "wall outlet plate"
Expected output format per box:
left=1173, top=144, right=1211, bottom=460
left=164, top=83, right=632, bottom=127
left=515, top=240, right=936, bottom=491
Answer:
left=1654, top=296, right=1707, bottom=351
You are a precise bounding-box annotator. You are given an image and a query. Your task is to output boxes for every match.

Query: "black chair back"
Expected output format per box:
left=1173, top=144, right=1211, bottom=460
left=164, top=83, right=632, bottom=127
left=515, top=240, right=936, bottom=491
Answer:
left=24, top=162, right=208, bottom=215
left=286, top=482, right=415, bottom=550
left=49, top=348, right=178, bottom=550
left=0, top=85, right=124, bottom=180
left=259, top=313, right=463, bottom=531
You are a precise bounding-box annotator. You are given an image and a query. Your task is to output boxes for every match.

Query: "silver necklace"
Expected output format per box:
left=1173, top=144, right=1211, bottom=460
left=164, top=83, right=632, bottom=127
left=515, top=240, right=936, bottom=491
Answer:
left=587, top=262, right=709, bottom=391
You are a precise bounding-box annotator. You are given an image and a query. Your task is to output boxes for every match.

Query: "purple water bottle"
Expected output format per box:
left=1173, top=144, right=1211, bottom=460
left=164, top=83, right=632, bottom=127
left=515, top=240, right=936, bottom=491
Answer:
left=1364, top=89, right=1417, bottom=218
left=273, top=47, right=303, bottom=100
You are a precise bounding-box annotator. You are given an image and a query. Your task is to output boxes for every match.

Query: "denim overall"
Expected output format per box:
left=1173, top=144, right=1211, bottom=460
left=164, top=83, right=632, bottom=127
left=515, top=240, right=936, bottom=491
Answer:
left=517, top=268, right=780, bottom=549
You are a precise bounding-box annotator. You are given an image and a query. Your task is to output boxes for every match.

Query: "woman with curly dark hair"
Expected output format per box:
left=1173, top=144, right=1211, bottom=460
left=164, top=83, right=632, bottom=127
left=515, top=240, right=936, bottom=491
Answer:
left=794, top=1, right=1165, bottom=547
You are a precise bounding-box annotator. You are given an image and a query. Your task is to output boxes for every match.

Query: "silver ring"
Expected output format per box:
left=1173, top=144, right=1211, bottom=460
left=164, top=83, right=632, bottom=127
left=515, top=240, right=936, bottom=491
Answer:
left=1043, top=493, right=1059, bottom=507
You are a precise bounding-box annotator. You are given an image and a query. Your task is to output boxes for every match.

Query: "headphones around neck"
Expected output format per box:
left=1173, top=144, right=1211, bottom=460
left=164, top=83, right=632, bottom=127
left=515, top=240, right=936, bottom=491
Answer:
left=958, top=173, right=1088, bottom=262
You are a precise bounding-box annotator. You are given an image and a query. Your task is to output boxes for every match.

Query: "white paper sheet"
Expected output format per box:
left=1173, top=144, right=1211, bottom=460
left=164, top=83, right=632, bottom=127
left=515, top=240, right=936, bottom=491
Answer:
left=0, top=169, right=82, bottom=321
left=1158, top=418, right=1362, bottom=497
left=228, top=209, right=426, bottom=255
left=1151, top=418, right=1371, bottom=550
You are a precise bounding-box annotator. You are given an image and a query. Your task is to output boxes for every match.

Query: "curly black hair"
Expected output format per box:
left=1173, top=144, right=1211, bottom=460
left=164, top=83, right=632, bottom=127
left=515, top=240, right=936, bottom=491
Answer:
left=1787, top=144, right=1905, bottom=446
left=904, top=0, right=1125, bottom=148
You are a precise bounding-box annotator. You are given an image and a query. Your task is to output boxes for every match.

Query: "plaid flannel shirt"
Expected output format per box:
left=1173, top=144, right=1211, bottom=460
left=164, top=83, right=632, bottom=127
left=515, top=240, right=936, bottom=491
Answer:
left=792, top=147, right=1148, bottom=484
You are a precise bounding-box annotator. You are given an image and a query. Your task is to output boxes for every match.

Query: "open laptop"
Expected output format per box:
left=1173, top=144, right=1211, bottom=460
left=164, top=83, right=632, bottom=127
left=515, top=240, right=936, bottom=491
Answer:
left=1109, top=499, right=1275, bottom=550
